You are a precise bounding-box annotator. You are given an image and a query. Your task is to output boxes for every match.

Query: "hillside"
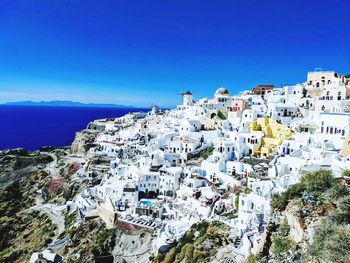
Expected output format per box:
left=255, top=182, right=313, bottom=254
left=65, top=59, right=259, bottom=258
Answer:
left=154, top=170, right=350, bottom=263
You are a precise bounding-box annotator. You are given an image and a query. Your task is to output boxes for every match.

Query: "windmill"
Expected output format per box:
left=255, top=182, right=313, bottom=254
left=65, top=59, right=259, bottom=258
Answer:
left=176, top=85, right=185, bottom=97
left=177, top=90, right=192, bottom=96
left=176, top=90, right=184, bottom=106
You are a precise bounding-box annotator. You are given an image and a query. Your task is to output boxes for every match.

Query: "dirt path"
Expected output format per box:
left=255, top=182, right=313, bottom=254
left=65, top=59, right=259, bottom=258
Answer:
left=44, top=153, right=59, bottom=178
left=29, top=199, right=66, bottom=242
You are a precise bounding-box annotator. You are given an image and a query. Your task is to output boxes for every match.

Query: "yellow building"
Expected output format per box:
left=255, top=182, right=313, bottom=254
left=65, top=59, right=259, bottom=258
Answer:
left=249, top=117, right=292, bottom=157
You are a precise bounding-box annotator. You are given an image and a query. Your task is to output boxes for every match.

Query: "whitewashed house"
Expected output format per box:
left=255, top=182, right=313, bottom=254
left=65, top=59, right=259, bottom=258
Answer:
left=316, top=112, right=350, bottom=149
left=159, top=166, right=182, bottom=196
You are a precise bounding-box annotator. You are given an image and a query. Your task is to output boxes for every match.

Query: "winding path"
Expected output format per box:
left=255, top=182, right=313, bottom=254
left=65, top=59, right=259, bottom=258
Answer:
left=28, top=196, right=66, bottom=242
left=44, top=153, right=59, bottom=178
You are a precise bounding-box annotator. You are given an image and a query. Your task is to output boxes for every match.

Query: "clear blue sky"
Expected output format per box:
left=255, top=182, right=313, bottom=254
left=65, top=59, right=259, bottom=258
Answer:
left=0, top=0, right=349, bottom=107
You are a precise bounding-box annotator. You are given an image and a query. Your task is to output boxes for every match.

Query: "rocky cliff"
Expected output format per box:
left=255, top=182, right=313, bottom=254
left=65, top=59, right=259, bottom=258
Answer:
left=70, top=129, right=99, bottom=155
left=247, top=170, right=350, bottom=263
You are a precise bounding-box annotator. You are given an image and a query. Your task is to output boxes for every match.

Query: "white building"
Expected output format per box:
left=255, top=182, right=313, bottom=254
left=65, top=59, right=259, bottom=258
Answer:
left=168, top=136, right=201, bottom=159
left=307, top=70, right=345, bottom=88
left=236, top=192, right=271, bottom=232
left=316, top=112, right=350, bottom=149
left=159, top=166, right=182, bottom=196
left=138, top=172, right=160, bottom=198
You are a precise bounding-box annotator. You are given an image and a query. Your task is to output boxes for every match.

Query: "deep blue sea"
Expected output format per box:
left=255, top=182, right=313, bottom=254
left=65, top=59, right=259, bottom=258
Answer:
left=0, top=106, right=148, bottom=151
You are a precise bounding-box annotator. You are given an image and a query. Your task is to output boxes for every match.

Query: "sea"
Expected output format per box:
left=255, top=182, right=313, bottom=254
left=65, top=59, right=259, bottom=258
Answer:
left=0, top=106, right=149, bottom=151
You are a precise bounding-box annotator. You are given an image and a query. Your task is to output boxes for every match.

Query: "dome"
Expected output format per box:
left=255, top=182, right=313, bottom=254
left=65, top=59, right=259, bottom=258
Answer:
left=214, top=87, right=229, bottom=97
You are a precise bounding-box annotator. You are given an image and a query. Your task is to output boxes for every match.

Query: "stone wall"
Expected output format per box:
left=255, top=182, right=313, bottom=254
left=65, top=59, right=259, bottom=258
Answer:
left=97, top=204, right=118, bottom=229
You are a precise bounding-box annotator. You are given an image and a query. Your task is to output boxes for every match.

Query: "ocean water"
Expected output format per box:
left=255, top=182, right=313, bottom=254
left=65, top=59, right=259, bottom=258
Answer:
left=0, top=106, right=148, bottom=151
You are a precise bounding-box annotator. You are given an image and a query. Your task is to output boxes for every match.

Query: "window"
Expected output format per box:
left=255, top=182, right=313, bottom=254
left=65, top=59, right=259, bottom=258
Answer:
left=338, top=91, right=342, bottom=100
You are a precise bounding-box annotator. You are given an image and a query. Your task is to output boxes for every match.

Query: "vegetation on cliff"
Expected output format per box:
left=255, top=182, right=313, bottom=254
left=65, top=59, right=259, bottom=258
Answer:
left=270, top=169, right=343, bottom=211
left=250, top=169, right=350, bottom=263
left=64, top=218, right=116, bottom=262
left=151, top=220, right=232, bottom=263
left=310, top=195, right=350, bottom=263
left=0, top=169, right=54, bottom=262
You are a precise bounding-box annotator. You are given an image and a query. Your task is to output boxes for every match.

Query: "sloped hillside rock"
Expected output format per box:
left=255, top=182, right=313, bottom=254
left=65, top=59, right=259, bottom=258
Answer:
left=0, top=151, right=53, bottom=187
left=113, top=230, right=153, bottom=263
left=285, top=204, right=304, bottom=243
left=0, top=148, right=29, bottom=156
left=0, top=169, right=53, bottom=262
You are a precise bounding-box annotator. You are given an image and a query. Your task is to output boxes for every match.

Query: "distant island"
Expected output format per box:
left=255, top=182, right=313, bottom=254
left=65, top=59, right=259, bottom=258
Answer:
left=2, top=100, right=136, bottom=108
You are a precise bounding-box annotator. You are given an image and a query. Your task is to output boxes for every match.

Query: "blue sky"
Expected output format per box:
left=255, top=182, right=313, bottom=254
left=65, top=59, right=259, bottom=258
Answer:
left=0, top=0, right=349, bottom=107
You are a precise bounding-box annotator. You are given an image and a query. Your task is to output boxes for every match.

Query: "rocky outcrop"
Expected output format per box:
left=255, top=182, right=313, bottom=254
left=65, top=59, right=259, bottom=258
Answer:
left=70, top=129, right=99, bottom=155
left=39, top=146, right=57, bottom=152
left=0, top=148, right=29, bottom=156
left=285, top=204, right=304, bottom=243
left=113, top=230, right=152, bottom=263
